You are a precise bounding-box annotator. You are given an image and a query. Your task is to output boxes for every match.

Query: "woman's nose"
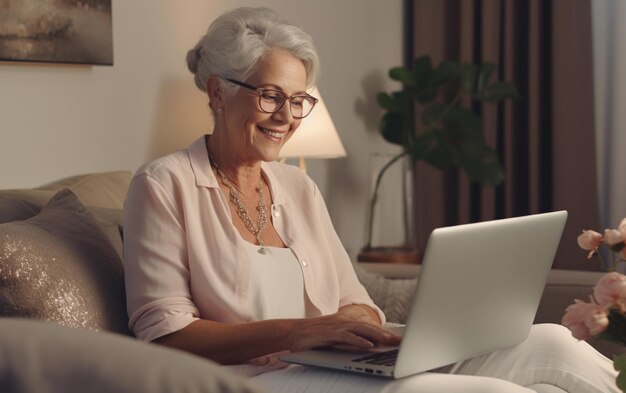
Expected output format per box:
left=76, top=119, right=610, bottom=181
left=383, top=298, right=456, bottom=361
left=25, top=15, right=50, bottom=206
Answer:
left=271, top=101, right=294, bottom=123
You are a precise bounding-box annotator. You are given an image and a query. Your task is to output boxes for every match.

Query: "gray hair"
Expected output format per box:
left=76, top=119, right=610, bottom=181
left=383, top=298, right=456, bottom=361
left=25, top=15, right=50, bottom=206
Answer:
left=186, top=7, right=319, bottom=95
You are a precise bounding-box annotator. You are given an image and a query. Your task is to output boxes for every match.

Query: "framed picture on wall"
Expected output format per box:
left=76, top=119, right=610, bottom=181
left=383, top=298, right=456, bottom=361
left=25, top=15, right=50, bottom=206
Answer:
left=0, top=0, right=113, bottom=65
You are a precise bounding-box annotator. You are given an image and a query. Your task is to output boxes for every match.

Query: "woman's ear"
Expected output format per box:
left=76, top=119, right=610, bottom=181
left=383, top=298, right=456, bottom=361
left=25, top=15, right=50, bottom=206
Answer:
left=206, top=76, right=224, bottom=112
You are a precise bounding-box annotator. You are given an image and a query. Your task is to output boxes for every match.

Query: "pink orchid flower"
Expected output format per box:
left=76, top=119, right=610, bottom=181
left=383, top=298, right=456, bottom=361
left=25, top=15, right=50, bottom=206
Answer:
left=594, top=272, right=626, bottom=310
left=562, top=299, right=609, bottom=340
left=619, top=218, right=626, bottom=233
left=577, top=230, right=603, bottom=258
left=604, top=229, right=624, bottom=247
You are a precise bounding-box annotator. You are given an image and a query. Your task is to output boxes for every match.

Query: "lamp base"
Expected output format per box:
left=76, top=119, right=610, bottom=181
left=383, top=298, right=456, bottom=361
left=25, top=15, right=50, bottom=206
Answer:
left=358, top=246, right=422, bottom=264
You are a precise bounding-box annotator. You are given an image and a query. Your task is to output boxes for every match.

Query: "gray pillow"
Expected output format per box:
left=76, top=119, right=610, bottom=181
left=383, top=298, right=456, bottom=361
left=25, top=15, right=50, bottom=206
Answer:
left=0, top=189, right=130, bottom=335
left=0, top=194, right=124, bottom=258
left=0, top=318, right=266, bottom=393
left=0, top=197, right=40, bottom=223
left=86, top=206, right=124, bottom=259
left=353, top=263, right=417, bottom=323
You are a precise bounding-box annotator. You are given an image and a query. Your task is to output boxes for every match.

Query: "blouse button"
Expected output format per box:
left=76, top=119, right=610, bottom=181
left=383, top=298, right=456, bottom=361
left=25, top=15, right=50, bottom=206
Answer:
left=301, top=260, right=309, bottom=267
left=272, top=206, right=280, bottom=217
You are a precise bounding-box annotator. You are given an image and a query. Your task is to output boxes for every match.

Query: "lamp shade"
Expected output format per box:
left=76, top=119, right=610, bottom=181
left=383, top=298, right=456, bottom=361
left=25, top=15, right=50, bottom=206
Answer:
left=278, top=87, right=346, bottom=159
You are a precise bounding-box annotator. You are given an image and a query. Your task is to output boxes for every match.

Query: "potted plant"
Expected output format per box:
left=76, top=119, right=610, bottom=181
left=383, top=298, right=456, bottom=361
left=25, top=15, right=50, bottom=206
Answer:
left=360, top=55, right=518, bottom=262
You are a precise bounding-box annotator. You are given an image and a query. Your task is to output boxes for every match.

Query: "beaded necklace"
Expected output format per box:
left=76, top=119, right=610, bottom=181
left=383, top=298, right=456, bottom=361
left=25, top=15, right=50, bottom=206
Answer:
left=210, top=159, right=267, bottom=255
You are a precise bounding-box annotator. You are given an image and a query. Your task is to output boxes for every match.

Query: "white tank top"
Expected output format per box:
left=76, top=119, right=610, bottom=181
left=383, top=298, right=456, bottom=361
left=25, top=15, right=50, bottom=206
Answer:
left=243, top=242, right=306, bottom=319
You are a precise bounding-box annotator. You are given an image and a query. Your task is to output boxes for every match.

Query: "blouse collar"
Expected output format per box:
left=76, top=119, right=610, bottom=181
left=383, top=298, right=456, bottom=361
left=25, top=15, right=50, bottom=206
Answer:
left=187, top=135, right=286, bottom=206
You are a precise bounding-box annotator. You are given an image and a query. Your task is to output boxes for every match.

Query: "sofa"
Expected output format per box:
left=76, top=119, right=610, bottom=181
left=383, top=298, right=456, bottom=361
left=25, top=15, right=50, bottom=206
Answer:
left=0, top=171, right=618, bottom=392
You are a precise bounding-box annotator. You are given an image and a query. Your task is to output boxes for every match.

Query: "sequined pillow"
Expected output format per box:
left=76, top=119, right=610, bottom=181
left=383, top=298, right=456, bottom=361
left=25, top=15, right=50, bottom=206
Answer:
left=0, top=189, right=131, bottom=335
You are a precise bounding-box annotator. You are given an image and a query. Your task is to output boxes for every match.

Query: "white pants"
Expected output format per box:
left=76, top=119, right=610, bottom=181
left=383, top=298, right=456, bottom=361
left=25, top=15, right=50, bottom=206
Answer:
left=251, top=324, right=619, bottom=393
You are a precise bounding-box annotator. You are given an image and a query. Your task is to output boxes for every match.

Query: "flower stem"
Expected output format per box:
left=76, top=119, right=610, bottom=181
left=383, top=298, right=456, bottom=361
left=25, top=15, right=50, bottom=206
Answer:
left=595, top=251, right=610, bottom=272
left=365, top=151, right=409, bottom=249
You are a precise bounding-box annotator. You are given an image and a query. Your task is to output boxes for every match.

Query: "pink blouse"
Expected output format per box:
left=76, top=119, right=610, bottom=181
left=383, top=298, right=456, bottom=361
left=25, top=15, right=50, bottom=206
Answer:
left=123, top=136, right=385, bottom=342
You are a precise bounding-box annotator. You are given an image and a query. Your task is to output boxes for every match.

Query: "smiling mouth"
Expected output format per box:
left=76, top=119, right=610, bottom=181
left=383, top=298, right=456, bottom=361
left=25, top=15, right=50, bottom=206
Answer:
left=258, top=127, right=286, bottom=140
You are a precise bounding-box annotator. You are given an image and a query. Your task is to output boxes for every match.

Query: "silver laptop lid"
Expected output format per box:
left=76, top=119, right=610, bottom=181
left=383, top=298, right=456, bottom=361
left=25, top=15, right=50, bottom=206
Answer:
left=394, top=211, right=567, bottom=378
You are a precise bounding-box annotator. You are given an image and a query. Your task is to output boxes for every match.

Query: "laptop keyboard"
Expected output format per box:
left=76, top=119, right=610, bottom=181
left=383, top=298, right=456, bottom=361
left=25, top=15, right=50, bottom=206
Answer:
left=351, top=349, right=399, bottom=366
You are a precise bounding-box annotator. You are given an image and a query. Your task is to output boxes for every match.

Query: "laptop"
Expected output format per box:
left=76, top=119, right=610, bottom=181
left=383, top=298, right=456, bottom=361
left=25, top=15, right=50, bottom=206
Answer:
left=280, top=211, right=567, bottom=378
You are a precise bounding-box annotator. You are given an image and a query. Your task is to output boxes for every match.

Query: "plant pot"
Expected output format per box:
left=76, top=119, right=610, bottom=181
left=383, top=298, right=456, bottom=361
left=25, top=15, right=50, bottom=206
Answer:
left=358, top=246, right=422, bottom=264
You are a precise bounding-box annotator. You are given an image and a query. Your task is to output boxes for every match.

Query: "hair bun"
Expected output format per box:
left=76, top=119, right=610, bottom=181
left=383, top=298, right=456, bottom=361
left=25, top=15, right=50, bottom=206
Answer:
left=186, top=46, right=202, bottom=74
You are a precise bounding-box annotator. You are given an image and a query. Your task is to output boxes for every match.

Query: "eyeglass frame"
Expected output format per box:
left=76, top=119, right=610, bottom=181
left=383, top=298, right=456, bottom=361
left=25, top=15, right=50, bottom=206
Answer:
left=224, top=78, right=319, bottom=119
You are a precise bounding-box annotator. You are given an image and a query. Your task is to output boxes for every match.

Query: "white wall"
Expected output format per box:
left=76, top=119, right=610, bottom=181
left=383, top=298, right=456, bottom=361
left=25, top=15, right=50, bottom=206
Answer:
left=0, top=0, right=404, bottom=260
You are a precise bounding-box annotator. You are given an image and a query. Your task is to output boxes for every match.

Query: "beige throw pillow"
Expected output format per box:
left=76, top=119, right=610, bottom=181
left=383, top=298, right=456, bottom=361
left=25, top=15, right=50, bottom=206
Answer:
left=0, top=170, right=132, bottom=210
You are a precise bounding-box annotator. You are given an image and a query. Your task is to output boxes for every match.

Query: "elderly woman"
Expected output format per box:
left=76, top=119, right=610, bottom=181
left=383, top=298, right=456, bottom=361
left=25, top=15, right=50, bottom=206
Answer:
left=123, top=7, right=619, bottom=393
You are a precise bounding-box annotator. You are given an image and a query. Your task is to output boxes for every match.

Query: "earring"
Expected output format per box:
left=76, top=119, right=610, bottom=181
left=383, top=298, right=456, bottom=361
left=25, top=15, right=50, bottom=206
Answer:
left=216, top=108, right=224, bottom=114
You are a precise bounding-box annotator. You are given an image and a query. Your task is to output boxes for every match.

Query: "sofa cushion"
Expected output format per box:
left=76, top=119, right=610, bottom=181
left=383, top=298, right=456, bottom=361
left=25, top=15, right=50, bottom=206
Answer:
left=0, top=171, right=132, bottom=211
left=0, top=197, right=40, bottom=223
left=38, top=171, right=132, bottom=210
left=86, top=206, right=124, bottom=259
left=0, top=189, right=130, bottom=335
left=0, top=318, right=266, bottom=393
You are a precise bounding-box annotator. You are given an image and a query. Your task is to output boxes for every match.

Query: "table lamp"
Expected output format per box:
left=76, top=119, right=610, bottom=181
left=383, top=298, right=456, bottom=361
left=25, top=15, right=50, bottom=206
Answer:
left=278, top=87, right=346, bottom=172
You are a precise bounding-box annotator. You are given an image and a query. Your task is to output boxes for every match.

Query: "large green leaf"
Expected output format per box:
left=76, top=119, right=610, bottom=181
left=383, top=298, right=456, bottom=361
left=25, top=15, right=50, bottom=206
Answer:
left=615, top=355, right=626, bottom=371
left=442, top=106, right=482, bottom=138
left=425, top=146, right=457, bottom=170
left=410, top=56, right=439, bottom=103
left=432, top=61, right=460, bottom=87
left=396, top=90, right=416, bottom=111
left=408, top=132, right=435, bottom=161
left=480, top=82, right=520, bottom=101
left=379, top=112, right=405, bottom=146
left=415, top=85, right=439, bottom=103
left=437, top=61, right=462, bottom=101
left=456, top=140, right=504, bottom=185
left=377, top=92, right=400, bottom=112
left=615, top=355, right=626, bottom=391
left=424, top=130, right=458, bottom=170
left=421, top=103, right=447, bottom=127
left=412, top=56, right=433, bottom=88
left=389, top=67, right=415, bottom=86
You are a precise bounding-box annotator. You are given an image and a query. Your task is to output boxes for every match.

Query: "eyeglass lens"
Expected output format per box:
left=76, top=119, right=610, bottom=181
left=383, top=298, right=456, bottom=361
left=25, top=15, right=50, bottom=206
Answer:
left=258, top=90, right=316, bottom=119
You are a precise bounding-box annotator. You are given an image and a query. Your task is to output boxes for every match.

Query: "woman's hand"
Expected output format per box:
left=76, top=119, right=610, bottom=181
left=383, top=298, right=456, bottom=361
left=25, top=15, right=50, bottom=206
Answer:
left=286, top=310, right=401, bottom=353
left=337, top=304, right=382, bottom=325
left=154, top=312, right=399, bottom=365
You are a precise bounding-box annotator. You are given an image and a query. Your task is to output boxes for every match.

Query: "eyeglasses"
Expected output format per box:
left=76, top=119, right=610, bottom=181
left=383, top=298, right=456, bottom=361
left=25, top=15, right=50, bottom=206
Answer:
left=224, top=78, right=318, bottom=119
